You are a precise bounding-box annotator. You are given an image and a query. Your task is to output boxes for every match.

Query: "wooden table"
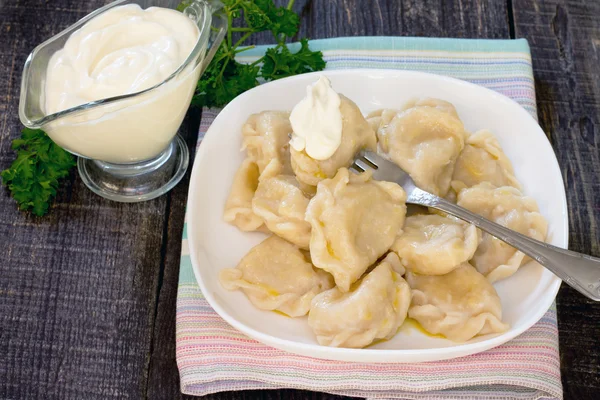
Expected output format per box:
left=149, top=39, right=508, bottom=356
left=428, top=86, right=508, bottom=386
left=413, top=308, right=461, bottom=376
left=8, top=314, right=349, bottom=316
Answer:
left=1, top=1, right=599, bottom=399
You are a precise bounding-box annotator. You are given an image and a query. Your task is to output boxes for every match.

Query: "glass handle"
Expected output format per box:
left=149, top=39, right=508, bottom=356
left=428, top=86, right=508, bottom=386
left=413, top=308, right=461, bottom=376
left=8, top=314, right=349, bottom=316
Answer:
left=201, top=0, right=227, bottom=71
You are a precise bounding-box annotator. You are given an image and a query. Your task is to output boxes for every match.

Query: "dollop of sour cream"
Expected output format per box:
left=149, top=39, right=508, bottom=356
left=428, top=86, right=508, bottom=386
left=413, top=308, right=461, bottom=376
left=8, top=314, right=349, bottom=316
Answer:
left=44, top=4, right=199, bottom=114
left=289, top=76, right=343, bottom=160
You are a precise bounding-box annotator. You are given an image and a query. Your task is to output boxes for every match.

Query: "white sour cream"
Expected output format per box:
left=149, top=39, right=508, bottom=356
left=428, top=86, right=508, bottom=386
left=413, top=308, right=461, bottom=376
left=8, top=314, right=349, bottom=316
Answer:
left=289, top=76, right=343, bottom=160
left=42, top=4, right=200, bottom=163
left=45, top=4, right=198, bottom=114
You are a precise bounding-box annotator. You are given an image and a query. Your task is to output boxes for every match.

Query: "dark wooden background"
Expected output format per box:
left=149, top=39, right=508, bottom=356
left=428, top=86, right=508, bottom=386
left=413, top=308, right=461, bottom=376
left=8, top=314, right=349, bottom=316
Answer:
left=1, top=0, right=599, bottom=399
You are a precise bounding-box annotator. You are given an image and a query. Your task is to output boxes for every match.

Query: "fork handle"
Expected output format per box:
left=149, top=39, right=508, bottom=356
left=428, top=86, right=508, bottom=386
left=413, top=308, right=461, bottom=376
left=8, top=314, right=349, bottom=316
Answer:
left=414, top=189, right=600, bottom=301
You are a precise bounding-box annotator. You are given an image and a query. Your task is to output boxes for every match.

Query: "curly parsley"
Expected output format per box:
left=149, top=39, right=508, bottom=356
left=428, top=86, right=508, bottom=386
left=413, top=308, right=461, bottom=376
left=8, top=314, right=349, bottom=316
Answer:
left=1, top=128, right=75, bottom=216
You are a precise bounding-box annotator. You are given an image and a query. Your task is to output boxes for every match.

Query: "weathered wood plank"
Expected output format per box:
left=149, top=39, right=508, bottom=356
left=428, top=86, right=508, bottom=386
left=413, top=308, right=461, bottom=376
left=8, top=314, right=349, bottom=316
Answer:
left=297, top=0, right=510, bottom=39
left=243, top=0, right=510, bottom=43
left=512, top=1, right=600, bottom=399
left=146, top=1, right=511, bottom=399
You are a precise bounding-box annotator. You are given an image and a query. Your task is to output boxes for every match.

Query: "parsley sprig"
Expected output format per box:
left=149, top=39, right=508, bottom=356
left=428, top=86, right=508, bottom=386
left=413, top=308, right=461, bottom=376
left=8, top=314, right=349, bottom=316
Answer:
left=1, top=128, right=75, bottom=216
left=187, top=0, right=326, bottom=108
left=2, top=0, right=325, bottom=215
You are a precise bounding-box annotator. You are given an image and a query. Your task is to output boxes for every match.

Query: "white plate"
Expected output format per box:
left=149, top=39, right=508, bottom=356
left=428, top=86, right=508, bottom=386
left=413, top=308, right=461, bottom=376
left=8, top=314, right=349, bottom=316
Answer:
left=187, top=69, right=567, bottom=363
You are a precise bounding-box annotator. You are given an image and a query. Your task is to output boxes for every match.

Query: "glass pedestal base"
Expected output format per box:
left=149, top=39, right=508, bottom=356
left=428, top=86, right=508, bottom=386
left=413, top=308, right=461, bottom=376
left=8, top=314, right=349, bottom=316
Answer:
left=78, top=134, right=189, bottom=202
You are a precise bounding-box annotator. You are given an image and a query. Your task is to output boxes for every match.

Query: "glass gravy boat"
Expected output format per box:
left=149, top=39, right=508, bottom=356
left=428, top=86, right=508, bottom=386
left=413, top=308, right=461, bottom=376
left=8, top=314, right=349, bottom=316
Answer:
left=19, top=0, right=226, bottom=202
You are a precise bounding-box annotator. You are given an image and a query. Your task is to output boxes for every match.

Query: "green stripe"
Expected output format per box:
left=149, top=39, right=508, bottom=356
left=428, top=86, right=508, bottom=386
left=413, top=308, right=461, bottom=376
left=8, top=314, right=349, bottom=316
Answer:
left=179, top=255, right=197, bottom=285
left=181, top=224, right=188, bottom=240
left=240, top=37, right=531, bottom=57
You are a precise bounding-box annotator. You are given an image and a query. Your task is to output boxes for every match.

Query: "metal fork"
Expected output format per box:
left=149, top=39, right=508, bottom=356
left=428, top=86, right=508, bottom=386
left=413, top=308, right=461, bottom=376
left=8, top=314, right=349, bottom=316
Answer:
left=351, top=150, right=600, bottom=301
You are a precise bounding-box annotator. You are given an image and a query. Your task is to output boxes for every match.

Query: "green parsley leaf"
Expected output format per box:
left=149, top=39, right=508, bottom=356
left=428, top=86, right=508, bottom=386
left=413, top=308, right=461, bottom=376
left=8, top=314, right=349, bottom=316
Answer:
left=261, top=38, right=326, bottom=80
left=252, top=0, right=299, bottom=41
left=240, top=1, right=272, bottom=32
left=176, top=0, right=193, bottom=12
left=1, top=128, right=75, bottom=216
left=269, top=9, right=300, bottom=40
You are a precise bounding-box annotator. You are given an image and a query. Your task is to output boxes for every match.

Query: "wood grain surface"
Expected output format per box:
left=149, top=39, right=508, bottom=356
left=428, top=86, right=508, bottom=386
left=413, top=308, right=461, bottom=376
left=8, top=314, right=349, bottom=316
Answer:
left=513, top=1, right=600, bottom=399
left=0, top=0, right=598, bottom=399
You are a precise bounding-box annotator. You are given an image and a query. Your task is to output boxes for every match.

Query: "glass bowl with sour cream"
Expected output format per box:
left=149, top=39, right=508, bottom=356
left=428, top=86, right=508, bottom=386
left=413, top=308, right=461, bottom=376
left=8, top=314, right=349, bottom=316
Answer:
left=18, top=0, right=226, bottom=202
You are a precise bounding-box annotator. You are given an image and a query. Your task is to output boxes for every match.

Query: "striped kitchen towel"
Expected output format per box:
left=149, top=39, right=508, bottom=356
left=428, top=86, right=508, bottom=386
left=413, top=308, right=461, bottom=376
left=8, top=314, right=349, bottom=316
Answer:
left=177, top=37, right=562, bottom=400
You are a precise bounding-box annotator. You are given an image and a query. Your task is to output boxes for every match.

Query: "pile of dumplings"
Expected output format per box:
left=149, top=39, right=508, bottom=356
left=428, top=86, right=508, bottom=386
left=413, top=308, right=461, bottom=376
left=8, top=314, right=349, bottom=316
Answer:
left=219, top=93, right=548, bottom=348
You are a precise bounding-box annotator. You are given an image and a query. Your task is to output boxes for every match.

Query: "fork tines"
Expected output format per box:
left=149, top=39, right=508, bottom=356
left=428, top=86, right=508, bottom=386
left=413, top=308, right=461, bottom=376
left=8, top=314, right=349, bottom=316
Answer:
left=350, top=150, right=381, bottom=174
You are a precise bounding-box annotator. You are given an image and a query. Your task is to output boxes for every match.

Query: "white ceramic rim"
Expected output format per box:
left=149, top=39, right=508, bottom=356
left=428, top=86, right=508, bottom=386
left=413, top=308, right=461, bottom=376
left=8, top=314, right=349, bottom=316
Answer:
left=187, top=69, right=567, bottom=362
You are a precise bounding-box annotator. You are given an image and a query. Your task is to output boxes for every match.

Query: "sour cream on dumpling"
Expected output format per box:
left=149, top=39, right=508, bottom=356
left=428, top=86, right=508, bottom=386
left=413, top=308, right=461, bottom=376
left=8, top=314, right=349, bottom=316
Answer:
left=289, top=76, right=343, bottom=160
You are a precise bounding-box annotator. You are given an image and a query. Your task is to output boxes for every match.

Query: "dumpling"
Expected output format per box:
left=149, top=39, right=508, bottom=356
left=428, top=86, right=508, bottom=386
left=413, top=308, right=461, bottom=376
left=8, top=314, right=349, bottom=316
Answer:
left=223, top=158, right=264, bottom=231
left=367, top=114, right=382, bottom=133
left=401, top=97, right=460, bottom=118
left=406, top=263, right=509, bottom=342
left=242, top=111, right=293, bottom=174
left=392, top=214, right=479, bottom=275
left=252, top=160, right=312, bottom=249
left=219, top=236, right=333, bottom=317
left=366, top=108, right=397, bottom=133
left=457, top=183, right=548, bottom=282
left=367, top=98, right=458, bottom=129
left=305, top=168, right=407, bottom=291
left=291, top=95, right=377, bottom=186
left=308, top=253, right=411, bottom=348
left=450, top=129, right=521, bottom=196
left=376, top=105, right=467, bottom=196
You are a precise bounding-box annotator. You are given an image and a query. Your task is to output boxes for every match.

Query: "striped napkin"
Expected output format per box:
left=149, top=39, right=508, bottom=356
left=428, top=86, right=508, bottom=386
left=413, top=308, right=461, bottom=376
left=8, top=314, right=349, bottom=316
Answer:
left=177, top=37, right=562, bottom=400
